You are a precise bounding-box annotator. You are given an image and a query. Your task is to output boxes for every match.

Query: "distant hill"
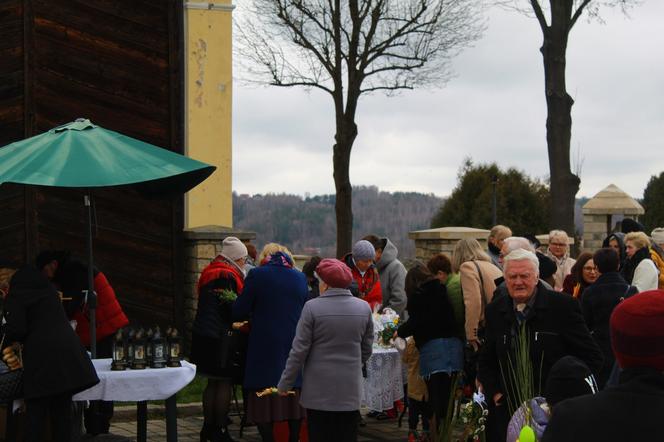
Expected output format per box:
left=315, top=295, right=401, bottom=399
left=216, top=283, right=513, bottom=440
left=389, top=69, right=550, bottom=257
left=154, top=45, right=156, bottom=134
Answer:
left=233, top=186, right=444, bottom=259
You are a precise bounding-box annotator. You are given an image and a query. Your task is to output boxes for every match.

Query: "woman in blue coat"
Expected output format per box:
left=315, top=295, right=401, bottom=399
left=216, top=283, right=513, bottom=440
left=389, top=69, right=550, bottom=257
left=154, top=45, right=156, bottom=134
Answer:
left=233, top=244, right=307, bottom=442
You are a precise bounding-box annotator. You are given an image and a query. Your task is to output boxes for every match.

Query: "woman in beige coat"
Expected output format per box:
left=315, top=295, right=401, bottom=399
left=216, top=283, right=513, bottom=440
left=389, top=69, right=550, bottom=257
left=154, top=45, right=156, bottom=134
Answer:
left=452, top=239, right=502, bottom=350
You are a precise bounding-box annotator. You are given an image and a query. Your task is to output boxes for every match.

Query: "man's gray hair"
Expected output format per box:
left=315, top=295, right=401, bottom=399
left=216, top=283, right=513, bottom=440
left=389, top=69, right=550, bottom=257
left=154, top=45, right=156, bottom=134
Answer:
left=503, top=237, right=536, bottom=254
left=504, top=248, right=540, bottom=275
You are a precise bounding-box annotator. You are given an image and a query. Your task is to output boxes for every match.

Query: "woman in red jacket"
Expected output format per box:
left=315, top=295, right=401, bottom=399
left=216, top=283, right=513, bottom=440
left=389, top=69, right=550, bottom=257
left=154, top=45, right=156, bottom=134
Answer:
left=343, top=240, right=382, bottom=311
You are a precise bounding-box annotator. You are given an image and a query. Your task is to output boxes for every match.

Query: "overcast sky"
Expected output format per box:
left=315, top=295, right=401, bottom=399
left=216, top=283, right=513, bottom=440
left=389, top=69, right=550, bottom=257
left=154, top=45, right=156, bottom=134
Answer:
left=232, top=1, right=664, bottom=200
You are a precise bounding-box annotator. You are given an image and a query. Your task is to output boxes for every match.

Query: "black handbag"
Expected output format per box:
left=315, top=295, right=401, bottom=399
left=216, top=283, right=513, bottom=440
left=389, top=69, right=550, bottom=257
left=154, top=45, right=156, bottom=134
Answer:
left=0, top=334, right=23, bottom=403
left=0, top=367, right=23, bottom=402
left=219, top=328, right=247, bottom=384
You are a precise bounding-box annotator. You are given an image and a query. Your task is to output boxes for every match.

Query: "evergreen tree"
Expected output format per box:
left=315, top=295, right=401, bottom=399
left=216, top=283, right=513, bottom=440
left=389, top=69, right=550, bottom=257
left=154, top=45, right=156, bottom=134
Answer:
left=430, top=159, right=550, bottom=235
left=643, top=172, right=664, bottom=232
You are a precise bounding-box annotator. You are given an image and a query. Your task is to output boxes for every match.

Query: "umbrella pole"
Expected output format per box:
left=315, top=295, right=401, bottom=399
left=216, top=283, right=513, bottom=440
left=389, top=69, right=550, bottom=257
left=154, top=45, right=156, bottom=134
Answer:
left=85, top=192, right=97, bottom=359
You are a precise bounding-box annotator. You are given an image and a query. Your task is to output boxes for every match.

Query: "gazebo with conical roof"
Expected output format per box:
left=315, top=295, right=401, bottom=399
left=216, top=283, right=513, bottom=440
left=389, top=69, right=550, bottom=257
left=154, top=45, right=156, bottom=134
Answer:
left=582, top=184, right=644, bottom=250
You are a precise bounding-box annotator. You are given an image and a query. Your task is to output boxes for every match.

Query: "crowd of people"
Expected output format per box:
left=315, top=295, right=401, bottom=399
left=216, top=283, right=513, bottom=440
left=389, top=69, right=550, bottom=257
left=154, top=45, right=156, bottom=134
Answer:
left=4, top=218, right=664, bottom=442
left=189, top=220, right=664, bottom=442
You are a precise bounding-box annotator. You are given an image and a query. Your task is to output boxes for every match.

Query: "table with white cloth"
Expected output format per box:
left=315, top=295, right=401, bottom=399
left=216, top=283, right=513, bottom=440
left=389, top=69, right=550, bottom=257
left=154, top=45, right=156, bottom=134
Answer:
left=362, top=347, right=404, bottom=411
left=73, top=358, right=196, bottom=442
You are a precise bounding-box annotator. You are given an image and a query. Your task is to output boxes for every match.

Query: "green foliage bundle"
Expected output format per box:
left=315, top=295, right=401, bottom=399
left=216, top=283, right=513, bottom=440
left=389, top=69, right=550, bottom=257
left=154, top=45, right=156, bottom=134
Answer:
left=430, top=159, right=550, bottom=235
left=499, top=323, right=543, bottom=419
left=643, top=171, right=664, bottom=232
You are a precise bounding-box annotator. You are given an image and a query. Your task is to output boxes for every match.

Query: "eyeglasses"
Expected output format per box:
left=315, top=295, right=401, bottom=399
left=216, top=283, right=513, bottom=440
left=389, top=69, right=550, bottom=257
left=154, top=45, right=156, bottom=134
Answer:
left=582, top=266, right=598, bottom=273
left=550, top=242, right=567, bottom=247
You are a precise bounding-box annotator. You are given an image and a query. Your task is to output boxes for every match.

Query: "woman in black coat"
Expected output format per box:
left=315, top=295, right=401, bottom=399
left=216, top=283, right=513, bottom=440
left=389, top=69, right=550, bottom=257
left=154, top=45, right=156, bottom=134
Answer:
left=3, top=266, right=99, bottom=442
left=397, top=263, right=462, bottom=435
left=582, top=248, right=638, bottom=389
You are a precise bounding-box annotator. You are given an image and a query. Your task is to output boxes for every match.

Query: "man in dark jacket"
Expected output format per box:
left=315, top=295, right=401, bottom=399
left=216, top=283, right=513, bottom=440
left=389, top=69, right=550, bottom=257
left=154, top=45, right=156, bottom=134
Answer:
left=543, top=289, right=664, bottom=442
left=478, top=249, right=602, bottom=442
left=582, top=247, right=638, bottom=388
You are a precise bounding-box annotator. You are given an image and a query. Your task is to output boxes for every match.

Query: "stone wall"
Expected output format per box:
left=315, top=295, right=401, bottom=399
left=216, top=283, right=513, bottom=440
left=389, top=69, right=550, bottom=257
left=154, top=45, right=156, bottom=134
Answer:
left=183, top=225, right=256, bottom=349
left=408, top=227, right=491, bottom=263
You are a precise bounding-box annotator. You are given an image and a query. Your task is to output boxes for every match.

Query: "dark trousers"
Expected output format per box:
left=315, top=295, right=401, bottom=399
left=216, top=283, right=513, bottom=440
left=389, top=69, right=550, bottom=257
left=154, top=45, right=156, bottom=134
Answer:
left=485, top=399, right=510, bottom=442
left=306, top=409, right=359, bottom=442
left=424, top=372, right=453, bottom=427
left=85, top=334, right=114, bottom=434
left=26, top=392, right=73, bottom=442
left=407, top=397, right=431, bottom=432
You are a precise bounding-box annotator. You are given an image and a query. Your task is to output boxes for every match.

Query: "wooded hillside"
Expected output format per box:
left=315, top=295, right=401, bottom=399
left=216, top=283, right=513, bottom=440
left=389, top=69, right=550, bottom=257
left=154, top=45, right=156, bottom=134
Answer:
left=233, top=186, right=444, bottom=258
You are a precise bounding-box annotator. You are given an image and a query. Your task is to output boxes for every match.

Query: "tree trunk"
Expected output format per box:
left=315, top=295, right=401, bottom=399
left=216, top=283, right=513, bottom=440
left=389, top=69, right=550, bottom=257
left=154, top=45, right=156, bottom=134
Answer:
left=540, top=22, right=580, bottom=238
left=333, top=115, right=358, bottom=258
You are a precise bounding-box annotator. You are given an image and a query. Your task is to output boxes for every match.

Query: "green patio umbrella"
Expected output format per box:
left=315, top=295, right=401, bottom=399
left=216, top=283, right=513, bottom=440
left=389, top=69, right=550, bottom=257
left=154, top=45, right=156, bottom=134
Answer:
left=0, top=119, right=216, bottom=357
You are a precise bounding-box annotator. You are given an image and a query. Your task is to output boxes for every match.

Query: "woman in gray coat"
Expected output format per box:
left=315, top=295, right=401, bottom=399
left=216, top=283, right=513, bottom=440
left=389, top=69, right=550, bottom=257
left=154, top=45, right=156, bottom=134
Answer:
left=278, top=258, right=374, bottom=442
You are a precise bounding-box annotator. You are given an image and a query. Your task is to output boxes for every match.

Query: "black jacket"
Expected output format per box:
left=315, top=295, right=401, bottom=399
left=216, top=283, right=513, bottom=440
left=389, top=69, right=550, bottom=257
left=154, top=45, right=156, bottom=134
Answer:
left=397, top=278, right=458, bottom=348
left=3, top=266, right=99, bottom=399
left=192, top=277, right=239, bottom=338
left=581, top=272, right=638, bottom=388
left=478, top=283, right=603, bottom=401
left=542, top=368, right=664, bottom=442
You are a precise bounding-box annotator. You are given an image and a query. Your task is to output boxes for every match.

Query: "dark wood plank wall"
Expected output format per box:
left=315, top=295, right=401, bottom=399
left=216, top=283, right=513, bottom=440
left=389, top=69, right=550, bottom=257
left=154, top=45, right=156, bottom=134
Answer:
left=0, top=1, right=27, bottom=265
left=0, top=0, right=184, bottom=329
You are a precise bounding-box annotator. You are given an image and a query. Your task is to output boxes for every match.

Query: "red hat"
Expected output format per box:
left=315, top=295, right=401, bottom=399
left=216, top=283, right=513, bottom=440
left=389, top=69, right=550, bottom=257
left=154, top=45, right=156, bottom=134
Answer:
left=315, top=258, right=353, bottom=289
left=611, top=289, right=664, bottom=370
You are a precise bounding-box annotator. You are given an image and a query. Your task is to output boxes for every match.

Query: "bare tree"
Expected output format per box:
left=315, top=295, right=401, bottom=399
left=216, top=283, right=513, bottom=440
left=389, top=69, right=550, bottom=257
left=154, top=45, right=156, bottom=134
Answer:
left=236, top=0, right=483, bottom=257
left=500, top=0, right=636, bottom=237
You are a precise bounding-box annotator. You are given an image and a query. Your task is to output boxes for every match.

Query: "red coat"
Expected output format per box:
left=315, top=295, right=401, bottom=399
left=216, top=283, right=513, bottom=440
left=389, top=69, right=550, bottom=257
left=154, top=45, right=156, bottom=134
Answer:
left=72, top=272, right=129, bottom=346
left=344, top=254, right=382, bottom=310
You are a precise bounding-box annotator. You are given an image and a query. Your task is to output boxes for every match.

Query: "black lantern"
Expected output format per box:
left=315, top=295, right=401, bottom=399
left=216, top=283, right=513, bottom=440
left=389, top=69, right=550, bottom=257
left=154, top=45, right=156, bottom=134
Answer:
left=145, top=327, right=154, bottom=366
left=126, top=328, right=135, bottom=369
left=151, top=326, right=167, bottom=369
left=111, top=328, right=126, bottom=371
left=167, top=328, right=182, bottom=367
left=131, top=328, right=147, bottom=369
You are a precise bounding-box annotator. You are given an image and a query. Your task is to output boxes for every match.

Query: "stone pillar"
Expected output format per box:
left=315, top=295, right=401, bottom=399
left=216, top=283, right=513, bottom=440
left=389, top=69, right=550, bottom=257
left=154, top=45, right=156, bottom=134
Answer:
left=183, top=225, right=256, bottom=348
left=582, top=214, right=609, bottom=251
left=408, top=227, right=491, bottom=263
left=582, top=184, right=644, bottom=252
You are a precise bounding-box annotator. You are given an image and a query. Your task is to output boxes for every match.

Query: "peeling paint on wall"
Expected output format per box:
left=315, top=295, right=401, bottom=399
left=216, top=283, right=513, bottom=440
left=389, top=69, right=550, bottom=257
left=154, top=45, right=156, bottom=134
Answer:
left=193, top=38, right=207, bottom=107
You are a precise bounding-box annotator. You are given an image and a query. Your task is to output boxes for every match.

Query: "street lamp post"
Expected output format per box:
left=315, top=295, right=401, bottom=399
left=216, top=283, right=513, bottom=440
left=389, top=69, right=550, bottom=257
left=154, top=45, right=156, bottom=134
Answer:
left=492, top=175, right=498, bottom=225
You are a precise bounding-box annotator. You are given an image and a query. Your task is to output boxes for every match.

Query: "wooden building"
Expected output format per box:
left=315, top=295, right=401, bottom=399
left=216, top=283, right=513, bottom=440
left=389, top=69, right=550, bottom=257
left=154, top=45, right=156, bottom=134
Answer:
left=0, top=0, right=189, bottom=329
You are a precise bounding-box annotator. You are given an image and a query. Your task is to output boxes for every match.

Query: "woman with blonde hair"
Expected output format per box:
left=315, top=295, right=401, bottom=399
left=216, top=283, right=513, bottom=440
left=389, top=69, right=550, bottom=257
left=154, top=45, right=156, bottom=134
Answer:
left=233, top=243, right=308, bottom=441
left=545, top=230, right=576, bottom=291
left=623, top=231, right=658, bottom=292
left=452, top=238, right=502, bottom=351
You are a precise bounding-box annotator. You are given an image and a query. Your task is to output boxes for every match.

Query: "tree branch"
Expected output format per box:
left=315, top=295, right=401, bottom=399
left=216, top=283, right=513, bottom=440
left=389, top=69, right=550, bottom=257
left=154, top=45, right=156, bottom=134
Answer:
left=570, top=0, right=592, bottom=29
left=271, top=80, right=334, bottom=94
left=529, top=0, right=548, bottom=32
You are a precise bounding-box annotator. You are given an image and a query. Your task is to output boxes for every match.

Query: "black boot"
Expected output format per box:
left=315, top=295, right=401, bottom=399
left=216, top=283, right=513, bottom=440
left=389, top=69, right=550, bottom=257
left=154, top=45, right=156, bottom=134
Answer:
left=220, top=426, right=235, bottom=442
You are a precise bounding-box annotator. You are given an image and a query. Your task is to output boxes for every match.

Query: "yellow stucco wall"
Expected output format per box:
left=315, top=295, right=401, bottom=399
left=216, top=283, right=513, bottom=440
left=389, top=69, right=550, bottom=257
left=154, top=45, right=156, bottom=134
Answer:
left=184, top=1, right=234, bottom=228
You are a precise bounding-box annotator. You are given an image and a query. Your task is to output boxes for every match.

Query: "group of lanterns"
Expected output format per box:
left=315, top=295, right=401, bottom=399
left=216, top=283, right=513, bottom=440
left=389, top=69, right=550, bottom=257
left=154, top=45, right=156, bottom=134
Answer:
left=111, top=326, right=182, bottom=370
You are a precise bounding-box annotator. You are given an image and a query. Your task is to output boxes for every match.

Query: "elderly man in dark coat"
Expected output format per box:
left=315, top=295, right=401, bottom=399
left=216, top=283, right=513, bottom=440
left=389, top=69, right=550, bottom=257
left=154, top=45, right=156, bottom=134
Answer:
left=278, top=258, right=374, bottom=442
left=478, top=249, right=602, bottom=442
left=543, top=289, right=664, bottom=442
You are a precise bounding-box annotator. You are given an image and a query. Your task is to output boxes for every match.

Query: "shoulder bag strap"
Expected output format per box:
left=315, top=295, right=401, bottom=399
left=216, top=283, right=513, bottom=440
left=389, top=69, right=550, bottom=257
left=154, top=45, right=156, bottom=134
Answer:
left=472, top=260, right=487, bottom=312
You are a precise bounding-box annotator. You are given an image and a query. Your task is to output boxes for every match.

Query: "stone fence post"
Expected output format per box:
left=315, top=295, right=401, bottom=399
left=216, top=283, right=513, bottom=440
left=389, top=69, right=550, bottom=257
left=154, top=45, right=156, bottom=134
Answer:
left=408, top=227, right=491, bottom=263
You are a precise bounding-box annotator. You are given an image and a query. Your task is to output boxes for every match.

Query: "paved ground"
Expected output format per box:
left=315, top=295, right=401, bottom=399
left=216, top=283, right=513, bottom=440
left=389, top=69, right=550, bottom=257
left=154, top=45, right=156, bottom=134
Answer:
left=106, top=405, right=410, bottom=442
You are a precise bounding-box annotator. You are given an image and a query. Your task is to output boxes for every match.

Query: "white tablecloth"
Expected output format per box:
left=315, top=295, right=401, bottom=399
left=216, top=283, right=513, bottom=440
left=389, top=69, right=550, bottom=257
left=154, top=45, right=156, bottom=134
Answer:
left=362, top=347, right=403, bottom=411
left=73, top=359, right=196, bottom=401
